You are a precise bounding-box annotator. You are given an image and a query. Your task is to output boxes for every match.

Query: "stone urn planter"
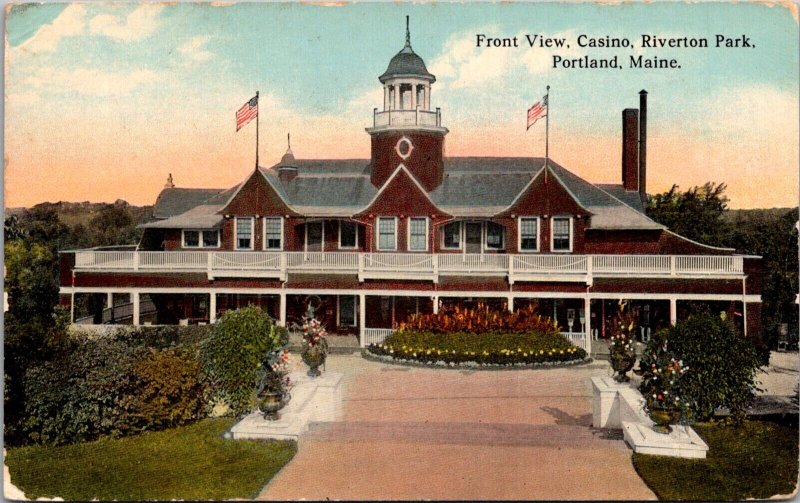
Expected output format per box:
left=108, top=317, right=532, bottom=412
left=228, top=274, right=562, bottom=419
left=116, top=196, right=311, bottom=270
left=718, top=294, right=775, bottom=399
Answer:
left=648, top=405, right=682, bottom=434
left=610, top=351, right=636, bottom=382
left=257, top=390, right=290, bottom=421
left=302, top=341, right=328, bottom=377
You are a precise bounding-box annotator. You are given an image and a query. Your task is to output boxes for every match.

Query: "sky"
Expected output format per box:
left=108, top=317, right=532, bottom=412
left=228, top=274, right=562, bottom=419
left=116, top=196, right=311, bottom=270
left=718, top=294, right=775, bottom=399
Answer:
left=4, top=2, right=799, bottom=209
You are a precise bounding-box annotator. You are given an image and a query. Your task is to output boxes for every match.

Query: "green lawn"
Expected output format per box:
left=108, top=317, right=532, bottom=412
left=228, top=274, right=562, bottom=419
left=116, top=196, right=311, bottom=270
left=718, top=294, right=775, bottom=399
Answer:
left=6, top=418, right=296, bottom=500
left=633, top=419, right=798, bottom=500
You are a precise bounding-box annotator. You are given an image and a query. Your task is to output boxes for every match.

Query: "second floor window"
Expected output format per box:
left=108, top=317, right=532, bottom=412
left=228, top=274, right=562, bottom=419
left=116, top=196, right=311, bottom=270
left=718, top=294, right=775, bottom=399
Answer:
left=236, top=217, right=253, bottom=250
left=443, top=221, right=461, bottom=249
left=519, top=217, right=539, bottom=252
left=339, top=221, right=357, bottom=249
left=408, top=217, right=428, bottom=251
left=377, top=217, right=397, bottom=250
left=552, top=217, right=572, bottom=252
left=264, top=217, right=282, bottom=250
left=183, top=229, right=219, bottom=248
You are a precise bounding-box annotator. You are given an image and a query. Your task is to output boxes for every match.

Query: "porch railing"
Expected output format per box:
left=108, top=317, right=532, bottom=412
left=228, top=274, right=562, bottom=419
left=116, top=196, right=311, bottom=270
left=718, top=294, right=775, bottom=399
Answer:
left=71, top=251, right=745, bottom=280
left=363, top=328, right=395, bottom=347
left=373, top=108, right=442, bottom=128
left=561, top=331, right=588, bottom=351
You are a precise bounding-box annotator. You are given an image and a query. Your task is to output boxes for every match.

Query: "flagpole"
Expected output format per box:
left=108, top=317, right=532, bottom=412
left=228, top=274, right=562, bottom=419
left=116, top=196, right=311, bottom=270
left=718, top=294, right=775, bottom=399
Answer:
left=545, top=85, right=550, bottom=181
left=255, top=90, right=260, bottom=169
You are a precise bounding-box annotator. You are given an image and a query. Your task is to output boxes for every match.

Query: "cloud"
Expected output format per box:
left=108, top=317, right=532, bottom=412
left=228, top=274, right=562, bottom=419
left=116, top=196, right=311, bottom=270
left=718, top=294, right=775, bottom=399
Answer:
left=26, top=67, right=162, bottom=97
left=429, top=28, right=580, bottom=90
left=6, top=91, right=41, bottom=104
left=14, top=4, right=87, bottom=54
left=178, top=36, right=214, bottom=63
left=89, top=4, right=164, bottom=42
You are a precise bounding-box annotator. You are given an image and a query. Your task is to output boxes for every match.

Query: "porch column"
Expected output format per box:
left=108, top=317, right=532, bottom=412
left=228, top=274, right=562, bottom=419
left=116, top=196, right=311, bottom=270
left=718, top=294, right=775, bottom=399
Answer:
left=70, top=291, right=75, bottom=324
left=433, top=295, right=439, bottom=314
left=669, top=297, right=677, bottom=325
left=106, top=292, right=114, bottom=309
left=584, top=295, right=592, bottom=355
left=359, top=294, right=366, bottom=348
left=132, top=292, right=140, bottom=326
left=507, top=295, right=514, bottom=313
left=279, top=292, right=287, bottom=327
left=209, top=293, right=217, bottom=323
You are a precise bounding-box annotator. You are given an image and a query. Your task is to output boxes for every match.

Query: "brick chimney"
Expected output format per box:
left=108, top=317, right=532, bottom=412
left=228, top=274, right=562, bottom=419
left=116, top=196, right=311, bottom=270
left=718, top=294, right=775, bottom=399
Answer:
left=639, top=90, right=648, bottom=203
left=621, top=109, right=639, bottom=191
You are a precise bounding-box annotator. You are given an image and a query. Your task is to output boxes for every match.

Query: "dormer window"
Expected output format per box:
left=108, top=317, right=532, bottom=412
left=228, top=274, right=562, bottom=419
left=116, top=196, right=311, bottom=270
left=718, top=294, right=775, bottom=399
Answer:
left=551, top=217, right=573, bottom=252
left=235, top=217, right=254, bottom=250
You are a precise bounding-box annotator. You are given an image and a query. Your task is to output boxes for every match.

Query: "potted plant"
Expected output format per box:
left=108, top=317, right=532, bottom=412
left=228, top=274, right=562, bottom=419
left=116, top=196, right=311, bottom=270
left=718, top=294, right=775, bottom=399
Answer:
left=297, top=305, right=329, bottom=378
left=255, top=348, right=291, bottom=420
left=609, top=300, right=637, bottom=382
left=638, top=341, right=688, bottom=434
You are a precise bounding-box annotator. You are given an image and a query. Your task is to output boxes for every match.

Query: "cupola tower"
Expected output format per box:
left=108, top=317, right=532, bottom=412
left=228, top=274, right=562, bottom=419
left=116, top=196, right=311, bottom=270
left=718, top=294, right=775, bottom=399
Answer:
left=367, top=17, right=448, bottom=191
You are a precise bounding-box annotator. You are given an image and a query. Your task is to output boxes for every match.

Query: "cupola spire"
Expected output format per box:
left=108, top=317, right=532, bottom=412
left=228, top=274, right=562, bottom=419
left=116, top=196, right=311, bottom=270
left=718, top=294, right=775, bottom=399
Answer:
left=405, top=15, right=411, bottom=47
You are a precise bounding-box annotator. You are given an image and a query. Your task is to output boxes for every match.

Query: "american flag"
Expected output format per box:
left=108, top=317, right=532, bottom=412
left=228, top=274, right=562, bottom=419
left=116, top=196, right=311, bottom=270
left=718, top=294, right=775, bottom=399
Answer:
left=236, top=95, right=258, bottom=131
left=527, top=95, right=548, bottom=130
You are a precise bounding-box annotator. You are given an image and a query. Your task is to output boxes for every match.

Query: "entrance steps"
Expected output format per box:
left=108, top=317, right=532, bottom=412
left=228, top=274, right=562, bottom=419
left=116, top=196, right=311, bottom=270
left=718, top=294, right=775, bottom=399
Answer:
left=287, top=334, right=361, bottom=354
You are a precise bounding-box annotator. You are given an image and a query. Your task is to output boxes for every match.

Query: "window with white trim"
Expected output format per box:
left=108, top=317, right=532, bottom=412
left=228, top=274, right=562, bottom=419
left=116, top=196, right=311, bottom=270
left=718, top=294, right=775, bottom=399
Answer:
left=519, top=217, right=539, bottom=252
left=263, top=217, right=283, bottom=250
left=339, top=221, right=358, bottom=249
left=443, top=221, right=461, bottom=249
left=235, top=217, right=254, bottom=250
left=377, top=217, right=397, bottom=250
left=552, top=217, right=572, bottom=252
left=338, top=295, right=356, bottom=326
left=485, top=222, right=504, bottom=250
left=183, top=229, right=219, bottom=248
left=408, top=217, right=428, bottom=251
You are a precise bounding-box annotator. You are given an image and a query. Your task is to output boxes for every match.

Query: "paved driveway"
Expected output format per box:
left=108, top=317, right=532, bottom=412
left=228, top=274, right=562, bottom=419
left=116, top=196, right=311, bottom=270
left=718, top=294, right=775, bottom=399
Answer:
left=258, top=355, right=656, bottom=500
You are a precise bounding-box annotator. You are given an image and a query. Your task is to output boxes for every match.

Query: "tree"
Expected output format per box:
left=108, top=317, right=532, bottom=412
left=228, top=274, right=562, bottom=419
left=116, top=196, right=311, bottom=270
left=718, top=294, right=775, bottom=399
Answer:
left=646, top=182, right=729, bottom=247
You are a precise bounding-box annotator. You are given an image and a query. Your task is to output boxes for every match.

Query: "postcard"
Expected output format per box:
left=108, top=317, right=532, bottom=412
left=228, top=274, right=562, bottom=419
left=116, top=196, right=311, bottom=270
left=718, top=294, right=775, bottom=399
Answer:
left=4, top=2, right=798, bottom=501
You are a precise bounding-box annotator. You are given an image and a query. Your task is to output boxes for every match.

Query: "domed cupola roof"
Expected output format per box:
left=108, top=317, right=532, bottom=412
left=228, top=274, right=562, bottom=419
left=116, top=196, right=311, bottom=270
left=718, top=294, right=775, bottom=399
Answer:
left=379, top=17, right=435, bottom=84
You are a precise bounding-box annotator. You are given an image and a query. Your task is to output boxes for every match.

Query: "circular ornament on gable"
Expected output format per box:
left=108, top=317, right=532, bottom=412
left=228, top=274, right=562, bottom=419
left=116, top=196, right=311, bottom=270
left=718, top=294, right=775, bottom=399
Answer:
left=395, top=136, right=414, bottom=160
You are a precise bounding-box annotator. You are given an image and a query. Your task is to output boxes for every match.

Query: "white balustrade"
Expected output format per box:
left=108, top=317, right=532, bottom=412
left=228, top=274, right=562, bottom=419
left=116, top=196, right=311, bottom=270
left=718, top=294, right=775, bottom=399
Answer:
left=592, top=255, right=671, bottom=275
left=373, top=109, right=441, bottom=127
left=675, top=255, right=742, bottom=275
left=363, top=253, right=434, bottom=272
left=438, top=254, right=508, bottom=272
left=561, top=331, right=588, bottom=351
left=213, top=252, right=282, bottom=271
left=513, top=254, right=588, bottom=273
left=363, top=328, right=395, bottom=346
left=139, top=251, right=207, bottom=270
left=285, top=252, right=359, bottom=271
left=71, top=251, right=747, bottom=279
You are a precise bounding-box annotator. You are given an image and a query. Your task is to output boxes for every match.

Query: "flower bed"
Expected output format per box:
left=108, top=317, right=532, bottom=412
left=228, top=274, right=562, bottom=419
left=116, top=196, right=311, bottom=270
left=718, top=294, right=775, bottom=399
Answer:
left=366, top=330, right=587, bottom=368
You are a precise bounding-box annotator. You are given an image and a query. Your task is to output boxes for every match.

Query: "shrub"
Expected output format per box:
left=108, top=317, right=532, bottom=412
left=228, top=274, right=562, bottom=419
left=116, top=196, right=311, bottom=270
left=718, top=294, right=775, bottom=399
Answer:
left=637, top=313, right=762, bottom=423
left=121, top=346, right=208, bottom=432
left=200, top=306, right=288, bottom=416
left=21, top=335, right=147, bottom=445
left=369, top=330, right=586, bottom=366
left=401, top=304, right=559, bottom=335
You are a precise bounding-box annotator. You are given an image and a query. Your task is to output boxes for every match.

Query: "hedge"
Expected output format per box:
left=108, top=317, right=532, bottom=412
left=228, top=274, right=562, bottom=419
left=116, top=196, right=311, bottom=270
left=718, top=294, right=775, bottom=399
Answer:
left=19, top=333, right=209, bottom=446
left=368, top=330, right=586, bottom=366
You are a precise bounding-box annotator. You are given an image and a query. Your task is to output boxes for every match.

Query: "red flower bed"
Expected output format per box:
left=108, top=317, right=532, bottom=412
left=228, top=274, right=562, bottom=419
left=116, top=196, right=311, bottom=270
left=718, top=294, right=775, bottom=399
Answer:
left=400, top=303, right=559, bottom=335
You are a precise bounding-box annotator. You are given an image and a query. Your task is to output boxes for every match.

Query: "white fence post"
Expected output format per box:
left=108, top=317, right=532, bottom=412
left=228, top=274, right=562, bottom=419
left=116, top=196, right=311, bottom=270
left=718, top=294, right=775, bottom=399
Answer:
left=584, top=295, right=592, bottom=355
left=132, top=292, right=140, bottom=326
left=209, top=293, right=217, bottom=323
left=359, top=294, right=367, bottom=347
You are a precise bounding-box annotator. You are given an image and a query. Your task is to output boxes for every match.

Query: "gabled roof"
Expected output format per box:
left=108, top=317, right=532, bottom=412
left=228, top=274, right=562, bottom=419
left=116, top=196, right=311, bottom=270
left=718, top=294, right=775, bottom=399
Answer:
left=139, top=203, right=224, bottom=229
left=145, top=156, right=664, bottom=231
left=152, top=187, right=226, bottom=219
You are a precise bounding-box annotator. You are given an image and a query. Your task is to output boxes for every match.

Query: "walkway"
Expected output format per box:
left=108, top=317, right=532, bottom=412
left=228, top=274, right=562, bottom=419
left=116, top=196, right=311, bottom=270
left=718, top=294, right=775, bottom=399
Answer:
left=258, top=355, right=656, bottom=500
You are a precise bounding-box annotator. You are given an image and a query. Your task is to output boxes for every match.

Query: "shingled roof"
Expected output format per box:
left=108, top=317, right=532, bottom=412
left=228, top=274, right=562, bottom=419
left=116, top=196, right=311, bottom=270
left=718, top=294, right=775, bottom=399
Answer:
left=145, top=157, right=664, bottom=230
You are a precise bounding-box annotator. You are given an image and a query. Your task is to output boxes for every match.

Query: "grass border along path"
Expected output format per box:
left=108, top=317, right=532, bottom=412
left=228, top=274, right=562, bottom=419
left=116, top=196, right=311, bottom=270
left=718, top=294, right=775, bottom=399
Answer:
left=633, top=419, right=798, bottom=500
left=6, top=418, right=296, bottom=500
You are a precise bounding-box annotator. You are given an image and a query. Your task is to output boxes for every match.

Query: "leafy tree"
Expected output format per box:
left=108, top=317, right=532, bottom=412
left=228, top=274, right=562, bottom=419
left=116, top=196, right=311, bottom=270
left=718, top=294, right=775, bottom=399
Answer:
left=646, top=182, right=729, bottom=247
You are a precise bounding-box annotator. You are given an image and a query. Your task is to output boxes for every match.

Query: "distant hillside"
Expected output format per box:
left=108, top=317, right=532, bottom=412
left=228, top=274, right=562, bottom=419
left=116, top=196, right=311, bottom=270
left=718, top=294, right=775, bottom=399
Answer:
left=8, top=200, right=154, bottom=228
left=722, top=207, right=797, bottom=222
